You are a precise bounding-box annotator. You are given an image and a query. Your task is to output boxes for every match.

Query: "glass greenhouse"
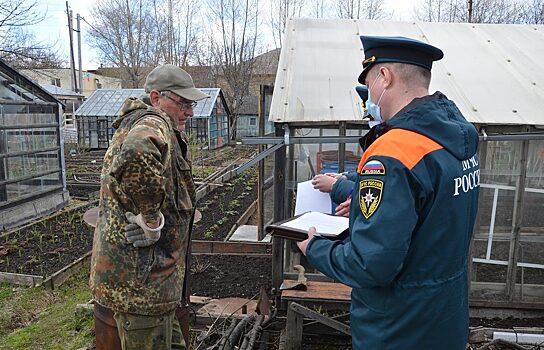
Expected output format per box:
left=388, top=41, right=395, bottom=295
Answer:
left=0, top=59, right=68, bottom=230
left=75, top=88, right=230, bottom=150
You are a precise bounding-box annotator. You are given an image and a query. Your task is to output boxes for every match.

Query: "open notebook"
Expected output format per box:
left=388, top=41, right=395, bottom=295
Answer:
left=266, top=212, right=349, bottom=241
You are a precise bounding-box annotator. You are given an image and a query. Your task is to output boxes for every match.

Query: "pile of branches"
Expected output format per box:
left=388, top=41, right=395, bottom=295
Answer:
left=193, top=286, right=275, bottom=350
left=468, top=339, right=543, bottom=350
left=195, top=312, right=274, bottom=350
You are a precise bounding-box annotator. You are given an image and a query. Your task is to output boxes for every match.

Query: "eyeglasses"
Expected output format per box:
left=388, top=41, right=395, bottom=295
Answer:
left=160, top=92, right=197, bottom=110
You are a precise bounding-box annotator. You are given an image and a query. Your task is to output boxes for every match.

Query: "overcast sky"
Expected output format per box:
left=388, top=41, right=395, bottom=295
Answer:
left=32, top=0, right=422, bottom=70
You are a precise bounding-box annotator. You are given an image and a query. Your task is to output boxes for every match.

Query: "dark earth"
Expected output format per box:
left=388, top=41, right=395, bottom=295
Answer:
left=2, top=147, right=541, bottom=350
left=1, top=169, right=265, bottom=300
left=190, top=255, right=271, bottom=299
left=192, top=168, right=257, bottom=241
left=0, top=203, right=94, bottom=277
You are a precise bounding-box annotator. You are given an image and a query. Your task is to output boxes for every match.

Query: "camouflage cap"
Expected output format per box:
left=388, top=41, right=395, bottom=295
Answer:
left=144, top=64, right=210, bottom=101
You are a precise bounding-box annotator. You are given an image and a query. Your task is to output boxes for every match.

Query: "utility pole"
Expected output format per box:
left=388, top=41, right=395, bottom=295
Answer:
left=168, top=0, right=173, bottom=64
left=66, top=1, right=77, bottom=93
left=77, top=13, right=83, bottom=95
left=468, top=0, right=473, bottom=23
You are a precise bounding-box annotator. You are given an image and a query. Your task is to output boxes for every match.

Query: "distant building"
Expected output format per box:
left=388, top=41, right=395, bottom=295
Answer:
left=75, top=88, right=230, bottom=150
left=20, top=68, right=122, bottom=98
left=0, top=59, right=69, bottom=230
left=40, top=84, right=84, bottom=143
left=88, top=49, right=280, bottom=138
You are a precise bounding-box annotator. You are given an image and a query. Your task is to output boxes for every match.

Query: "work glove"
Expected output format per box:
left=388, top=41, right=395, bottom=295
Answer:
left=125, top=212, right=164, bottom=248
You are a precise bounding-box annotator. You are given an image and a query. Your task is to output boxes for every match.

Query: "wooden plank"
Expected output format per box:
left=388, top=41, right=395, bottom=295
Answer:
left=42, top=251, right=92, bottom=291
left=291, top=302, right=351, bottom=335
left=225, top=200, right=258, bottom=240
left=281, top=281, right=351, bottom=303
left=191, top=240, right=271, bottom=255
left=190, top=295, right=214, bottom=305
left=0, top=271, right=43, bottom=286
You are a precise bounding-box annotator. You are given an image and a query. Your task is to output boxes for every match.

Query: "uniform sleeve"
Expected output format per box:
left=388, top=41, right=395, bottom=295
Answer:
left=306, top=156, right=421, bottom=289
left=111, top=116, right=170, bottom=223
left=330, top=178, right=355, bottom=204
left=345, top=171, right=359, bottom=182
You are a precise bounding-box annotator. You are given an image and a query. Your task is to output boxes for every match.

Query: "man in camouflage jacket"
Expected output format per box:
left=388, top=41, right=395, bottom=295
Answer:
left=90, top=64, right=209, bottom=350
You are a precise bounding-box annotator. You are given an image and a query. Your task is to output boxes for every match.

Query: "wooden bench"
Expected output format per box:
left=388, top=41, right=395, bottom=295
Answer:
left=281, top=281, right=352, bottom=349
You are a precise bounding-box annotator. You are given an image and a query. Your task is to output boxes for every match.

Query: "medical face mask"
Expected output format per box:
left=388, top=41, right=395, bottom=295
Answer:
left=365, top=73, right=387, bottom=123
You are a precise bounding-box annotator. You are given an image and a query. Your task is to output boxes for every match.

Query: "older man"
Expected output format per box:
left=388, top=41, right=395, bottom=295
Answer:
left=298, top=36, right=480, bottom=349
left=90, top=64, right=208, bottom=350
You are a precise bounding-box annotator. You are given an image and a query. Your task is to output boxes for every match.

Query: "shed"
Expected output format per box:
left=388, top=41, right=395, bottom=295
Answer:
left=74, top=88, right=230, bottom=150
left=0, top=59, right=68, bottom=230
left=255, top=19, right=544, bottom=309
left=41, top=84, right=84, bottom=143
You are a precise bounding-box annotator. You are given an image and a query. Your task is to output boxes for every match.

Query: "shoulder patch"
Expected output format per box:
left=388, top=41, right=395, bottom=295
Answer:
left=360, top=160, right=385, bottom=175
left=359, top=179, right=383, bottom=219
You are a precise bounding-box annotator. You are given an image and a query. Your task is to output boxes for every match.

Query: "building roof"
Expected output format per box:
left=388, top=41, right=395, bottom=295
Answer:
left=75, top=88, right=223, bottom=118
left=252, top=48, right=281, bottom=75
left=41, top=84, right=84, bottom=98
left=269, top=19, right=544, bottom=126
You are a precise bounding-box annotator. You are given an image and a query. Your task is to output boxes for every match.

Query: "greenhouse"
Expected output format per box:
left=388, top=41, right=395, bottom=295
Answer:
left=75, top=88, right=230, bottom=150
left=0, top=59, right=68, bottom=230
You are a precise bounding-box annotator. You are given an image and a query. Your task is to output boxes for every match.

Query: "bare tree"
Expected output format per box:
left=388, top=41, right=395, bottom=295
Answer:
left=86, top=0, right=155, bottom=87
left=0, top=0, right=64, bottom=68
left=414, top=0, right=523, bottom=23
left=337, top=0, right=387, bottom=20
left=520, top=0, right=544, bottom=23
left=1, top=28, right=64, bottom=68
left=151, top=0, right=201, bottom=66
left=205, top=0, right=260, bottom=140
left=309, top=0, right=329, bottom=18
left=269, top=0, right=305, bottom=48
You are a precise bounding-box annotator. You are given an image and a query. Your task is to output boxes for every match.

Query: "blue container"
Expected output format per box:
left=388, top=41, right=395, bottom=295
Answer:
left=319, top=161, right=359, bottom=175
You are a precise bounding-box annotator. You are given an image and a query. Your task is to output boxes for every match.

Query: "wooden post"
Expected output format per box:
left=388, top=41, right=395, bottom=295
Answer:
left=272, top=123, right=286, bottom=295
left=505, top=139, right=529, bottom=300
left=285, top=302, right=303, bottom=350
left=469, top=140, right=488, bottom=285
left=257, top=85, right=273, bottom=240
left=338, top=122, right=346, bottom=173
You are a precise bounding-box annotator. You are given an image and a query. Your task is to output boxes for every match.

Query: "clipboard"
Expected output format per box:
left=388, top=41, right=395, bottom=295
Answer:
left=265, top=212, right=349, bottom=242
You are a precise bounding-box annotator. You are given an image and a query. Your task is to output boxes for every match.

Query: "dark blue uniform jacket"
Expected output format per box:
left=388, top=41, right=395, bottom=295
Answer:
left=331, top=173, right=358, bottom=204
left=307, top=92, right=480, bottom=350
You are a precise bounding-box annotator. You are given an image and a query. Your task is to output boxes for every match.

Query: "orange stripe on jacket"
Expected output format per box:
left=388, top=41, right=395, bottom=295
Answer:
left=357, top=129, right=443, bottom=172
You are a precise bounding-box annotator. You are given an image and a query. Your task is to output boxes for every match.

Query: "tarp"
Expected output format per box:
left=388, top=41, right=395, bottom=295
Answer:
left=269, top=19, right=544, bottom=126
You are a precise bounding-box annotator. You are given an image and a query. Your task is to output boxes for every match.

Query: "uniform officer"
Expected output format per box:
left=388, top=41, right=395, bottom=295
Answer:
left=298, top=36, right=480, bottom=349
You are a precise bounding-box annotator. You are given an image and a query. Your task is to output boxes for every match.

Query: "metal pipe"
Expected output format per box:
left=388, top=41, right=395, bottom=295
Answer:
left=242, top=133, right=544, bottom=146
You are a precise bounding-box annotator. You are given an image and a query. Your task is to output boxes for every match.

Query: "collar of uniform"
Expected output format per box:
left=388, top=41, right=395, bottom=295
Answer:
left=392, top=91, right=445, bottom=121
left=358, top=123, right=391, bottom=151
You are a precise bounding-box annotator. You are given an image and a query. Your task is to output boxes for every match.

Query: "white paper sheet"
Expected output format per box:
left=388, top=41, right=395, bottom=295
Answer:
left=294, top=180, right=333, bottom=215
left=280, top=212, right=349, bottom=237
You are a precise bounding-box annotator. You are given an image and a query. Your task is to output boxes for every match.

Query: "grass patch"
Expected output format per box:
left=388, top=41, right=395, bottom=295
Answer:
left=192, top=165, right=218, bottom=179
left=0, top=264, right=94, bottom=350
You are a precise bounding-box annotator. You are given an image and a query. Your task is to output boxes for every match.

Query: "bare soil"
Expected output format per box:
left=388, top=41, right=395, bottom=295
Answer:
left=190, top=255, right=271, bottom=299
left=0, top=203, right=94, bottom=277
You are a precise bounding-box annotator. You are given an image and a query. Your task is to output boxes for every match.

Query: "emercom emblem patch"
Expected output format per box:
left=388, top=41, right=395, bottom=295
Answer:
left=360, top=160, right=385, bottom=175
left=359, top=179, right=383, bottom=219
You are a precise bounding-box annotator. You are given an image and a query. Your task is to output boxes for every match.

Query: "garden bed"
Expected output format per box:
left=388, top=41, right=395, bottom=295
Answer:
left=190, top=254, right=271, bottom=299
left=0, top=201, right=96, bottom=289
left=192, top=168, right=258, bottom=241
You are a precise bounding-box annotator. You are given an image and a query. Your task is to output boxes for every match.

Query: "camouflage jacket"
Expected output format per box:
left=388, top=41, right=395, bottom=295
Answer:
left=90, top=97, right=196, bottom=315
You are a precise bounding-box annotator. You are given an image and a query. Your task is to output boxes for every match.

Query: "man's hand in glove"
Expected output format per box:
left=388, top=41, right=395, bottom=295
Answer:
left=125, top=212, right=165, bottom=248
